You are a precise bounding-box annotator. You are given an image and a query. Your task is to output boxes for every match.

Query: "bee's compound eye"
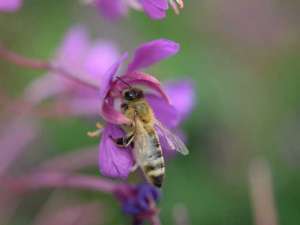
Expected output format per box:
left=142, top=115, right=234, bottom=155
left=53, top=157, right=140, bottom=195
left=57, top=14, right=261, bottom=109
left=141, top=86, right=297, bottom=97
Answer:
left=124, top=90, right=135, bottom=100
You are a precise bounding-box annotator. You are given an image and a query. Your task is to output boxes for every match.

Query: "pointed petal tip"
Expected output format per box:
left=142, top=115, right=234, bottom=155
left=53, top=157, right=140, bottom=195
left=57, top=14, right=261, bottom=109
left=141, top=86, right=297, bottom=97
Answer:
left=127, top=39, right=180, bottom=72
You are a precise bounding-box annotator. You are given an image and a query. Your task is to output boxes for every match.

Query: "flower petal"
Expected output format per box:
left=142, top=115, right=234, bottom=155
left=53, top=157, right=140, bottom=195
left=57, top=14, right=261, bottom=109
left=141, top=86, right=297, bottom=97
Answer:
left=0, top=0, right=22, bottom=12
left=55, top=26, right=90, bottom=70
left=143, top=0, right=169, bottom=10
left=65, top=97, right=101, bottom=116
left=124, top=72, right=170, bottom=103
left=127, top=39, right=180, bottom=73
left=137, top=183, right=160, bottom=210
left=164, top=79, right=195, bottom=122
left=96, top=0, right=128, bottom=20
left=146, top=94, right=179, bottom=128
left=140, top=0, right=167, bottom=20
left=99, top=53, right=130, bottom=124
left=99, top=52, right=128, bottom=102
left=101, top=72, right=170, bottom=125
left=102, top=99, right=130, bottom=124
left=24, top=73, right=66, bottom=104
left=84, top=41, right=120, bottom=82
left=99, top=124, right=133, bottom=178
left=0, top=117, right=38, bottom=176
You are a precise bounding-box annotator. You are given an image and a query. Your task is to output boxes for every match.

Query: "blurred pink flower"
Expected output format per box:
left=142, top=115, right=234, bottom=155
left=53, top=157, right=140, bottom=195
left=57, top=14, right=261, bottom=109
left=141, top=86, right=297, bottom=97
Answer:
left=37, top=146, right=98, bottom=172
left=0, top=0, right=22, bottom=12
left=95, top=0, right=128, bottom=20
left=2, top=172, right=161, bottom=225
left=97, top=39, right=194, bottom=179
left=116, top=183, right=161, bottom=224
left=25, top=26, right=120, bottom=116
left=0, top=117, right=39, bottom=176
left=139, top=0, right=169, bottom=20
left=93, top=0, right=184, bottom=20
left=33, top=195, right=102, bottom=225
left=0, top=117, right=39, bottom=225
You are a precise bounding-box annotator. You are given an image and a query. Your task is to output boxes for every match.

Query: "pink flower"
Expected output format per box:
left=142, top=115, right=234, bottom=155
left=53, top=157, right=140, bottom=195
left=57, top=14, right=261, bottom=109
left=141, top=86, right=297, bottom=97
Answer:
left=0, top=0, right=22, bottom=12
left=95, top=0, right=128, bottom=20
left=25, top=26, right=120, bottom=116
left=33, top=197, right=102, bottom=225
left=93, top=0, right=184, bottom=20
left=98, top=39, right=195, bottom=179
left=0, top=117, right=39, bottom=176
left=116, top=183, right=160, bottom=224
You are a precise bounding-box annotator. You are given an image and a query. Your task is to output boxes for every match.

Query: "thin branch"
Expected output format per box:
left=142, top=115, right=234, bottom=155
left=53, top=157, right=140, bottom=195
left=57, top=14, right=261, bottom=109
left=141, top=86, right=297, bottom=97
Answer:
left=150, top=215, right=161, bottom=225
left=0, top=45, right=50, bottom=70
left=248, top=159, right=279, bottom=225
left=148, top=196, right=161, bottom=225
left=2, top=172, right=119, bottom=194
left=173, top=203, right=190, bottom=225
left=36, top=147, right=98, bottom=172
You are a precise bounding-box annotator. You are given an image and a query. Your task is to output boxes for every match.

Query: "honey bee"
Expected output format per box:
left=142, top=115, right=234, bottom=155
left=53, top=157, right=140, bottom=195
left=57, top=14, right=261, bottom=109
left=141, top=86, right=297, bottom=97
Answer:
left=110, top=77, right=189, bottom=188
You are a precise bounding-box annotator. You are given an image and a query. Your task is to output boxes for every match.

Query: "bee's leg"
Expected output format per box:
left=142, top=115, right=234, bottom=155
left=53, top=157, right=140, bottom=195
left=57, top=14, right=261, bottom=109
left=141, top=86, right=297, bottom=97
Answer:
left=130, top=163, right=139, bottom=172
left=110, top=133, right=134, bottom=148
left=87, top=122, right=103, bottom=138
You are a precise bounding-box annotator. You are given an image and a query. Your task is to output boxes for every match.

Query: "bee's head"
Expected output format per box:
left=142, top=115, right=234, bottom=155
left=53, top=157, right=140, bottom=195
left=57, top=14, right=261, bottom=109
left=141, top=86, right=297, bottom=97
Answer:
left=123, top=88, right=144, bottom=101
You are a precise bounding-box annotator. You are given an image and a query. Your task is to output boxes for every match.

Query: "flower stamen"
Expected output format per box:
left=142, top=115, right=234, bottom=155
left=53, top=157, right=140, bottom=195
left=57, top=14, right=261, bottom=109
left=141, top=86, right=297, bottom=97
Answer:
left=169, top=0, right=184, bottom=15
left=87, top=122, right=103, bottom=138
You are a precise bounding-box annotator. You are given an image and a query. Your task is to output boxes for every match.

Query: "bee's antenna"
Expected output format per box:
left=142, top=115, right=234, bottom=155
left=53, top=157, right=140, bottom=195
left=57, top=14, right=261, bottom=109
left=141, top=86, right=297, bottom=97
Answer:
left=115, top=76, right=132, bottom=89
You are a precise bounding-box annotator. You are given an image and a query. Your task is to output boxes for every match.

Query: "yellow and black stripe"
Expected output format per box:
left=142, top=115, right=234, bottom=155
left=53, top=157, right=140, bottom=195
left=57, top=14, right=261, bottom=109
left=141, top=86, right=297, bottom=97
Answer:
left=143, top=134, right=165, bottom=188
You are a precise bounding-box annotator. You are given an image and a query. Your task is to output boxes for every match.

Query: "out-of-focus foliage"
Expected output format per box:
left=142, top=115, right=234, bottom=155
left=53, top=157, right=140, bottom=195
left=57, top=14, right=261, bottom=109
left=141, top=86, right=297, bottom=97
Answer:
left=0, top=0, right=299, bottom=224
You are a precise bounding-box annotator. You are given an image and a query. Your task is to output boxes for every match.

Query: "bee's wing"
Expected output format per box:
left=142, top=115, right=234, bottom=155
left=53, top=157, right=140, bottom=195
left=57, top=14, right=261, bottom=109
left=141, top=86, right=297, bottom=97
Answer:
left=154, top=119, right=189, bottom=155
left=133, top=118, right=155, bottom=164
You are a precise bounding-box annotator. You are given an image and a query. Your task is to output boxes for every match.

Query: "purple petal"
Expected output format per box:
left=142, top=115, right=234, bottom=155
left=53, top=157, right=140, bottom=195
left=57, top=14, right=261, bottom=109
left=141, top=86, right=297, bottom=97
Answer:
left=99, top=53, right=130, bottom=124
left=101, top=72, right=170, bottom=125
left=96, top=0, right=128, bottom=20
left=137, top=183, right=160, bottom=210
left=99, top=52, right=128, bottom=103
left=139, top=0, right=167, bottom=20
left=65, top=97, right=101, bottom=116
left=34, top=202, right=102, bottom=225
left=55, top=26, right=90, bottom=70
left=99, top=124, right=133, bottom=178
left=0, top=118, right=38, bottom=176
left=164, top=80, right=195, bottom=122
left=124, top=72, right=170, bottom=103
left=24, top=73, right=66, bottom=104
left=84, top=41, right=120, bottom=82
left=127, top=39, right=180, bottom=73
left=146, top=94, right=179, bottom=128
left=101, top=100, right=130, bottom=124
left=39, top=147, right=98, bottom=172
left=0, top=0, right=22, bottom=12
left=142, top=0, right=169, bottom=10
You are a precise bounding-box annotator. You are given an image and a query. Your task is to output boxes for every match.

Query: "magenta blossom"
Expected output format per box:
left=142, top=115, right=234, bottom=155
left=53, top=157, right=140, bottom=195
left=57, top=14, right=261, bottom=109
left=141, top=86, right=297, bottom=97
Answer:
left=116, top=183, right=160, bottom=225
left=98, top=39, right=194, bottom=179
left=25, top=26, right=119, bottom=116
left=92, top=0, right=184, bottom=20
left=0, top=0, right=22, bottom=12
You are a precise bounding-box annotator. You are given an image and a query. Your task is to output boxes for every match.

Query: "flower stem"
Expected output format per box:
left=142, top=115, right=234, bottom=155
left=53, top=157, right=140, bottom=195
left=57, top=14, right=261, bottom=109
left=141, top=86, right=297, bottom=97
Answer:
left=4, top=172, right=118, bottom=194
left=248, top=159, right=279, bottom=225
left=0, top=45, right=50, bottom=70
left=36, top=147, right=98, bottom=172
left=0, top=44, right=99, bottom=89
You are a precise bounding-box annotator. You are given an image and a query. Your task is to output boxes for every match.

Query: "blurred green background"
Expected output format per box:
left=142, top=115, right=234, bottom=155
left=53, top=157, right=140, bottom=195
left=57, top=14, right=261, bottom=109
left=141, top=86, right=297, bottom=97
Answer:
left=0, top=0, right=300, bottom=224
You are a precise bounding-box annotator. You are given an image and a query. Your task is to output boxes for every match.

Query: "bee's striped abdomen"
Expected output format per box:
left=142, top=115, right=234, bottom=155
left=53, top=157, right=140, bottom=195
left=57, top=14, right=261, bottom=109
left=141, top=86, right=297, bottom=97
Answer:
left=143, top=132, right=165, bottom=188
